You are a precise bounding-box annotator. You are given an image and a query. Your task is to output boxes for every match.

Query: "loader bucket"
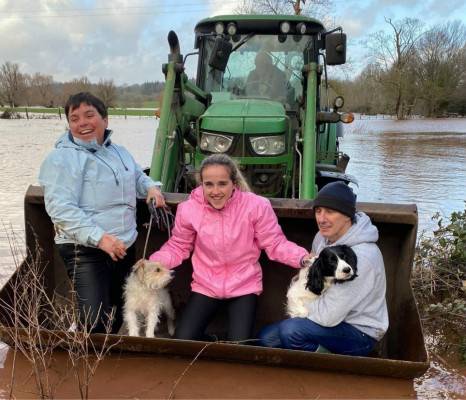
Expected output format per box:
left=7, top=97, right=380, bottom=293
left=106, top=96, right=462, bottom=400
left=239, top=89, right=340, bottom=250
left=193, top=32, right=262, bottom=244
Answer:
left=0, top=186, right=428, bottom=385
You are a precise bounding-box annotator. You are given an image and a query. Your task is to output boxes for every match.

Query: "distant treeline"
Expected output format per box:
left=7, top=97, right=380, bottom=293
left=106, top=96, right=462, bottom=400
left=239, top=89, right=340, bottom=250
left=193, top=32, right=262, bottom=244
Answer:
left=0, top=65, right=165, bottom=109
left=330, top=19, right=466, bottom=119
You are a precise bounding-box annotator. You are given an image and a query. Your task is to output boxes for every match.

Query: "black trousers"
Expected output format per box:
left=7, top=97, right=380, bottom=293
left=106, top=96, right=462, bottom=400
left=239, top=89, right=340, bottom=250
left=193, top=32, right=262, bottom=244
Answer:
left=57, top=243, right=135, bottom=334
left=175, top=292, right=257, bottom=342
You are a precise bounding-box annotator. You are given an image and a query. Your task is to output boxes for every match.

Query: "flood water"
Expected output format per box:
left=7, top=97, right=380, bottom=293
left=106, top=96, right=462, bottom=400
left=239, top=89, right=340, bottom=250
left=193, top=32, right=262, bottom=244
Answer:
left=0, top=115, right=465, bottom=398
left=341, top=117, right=466, bottom=236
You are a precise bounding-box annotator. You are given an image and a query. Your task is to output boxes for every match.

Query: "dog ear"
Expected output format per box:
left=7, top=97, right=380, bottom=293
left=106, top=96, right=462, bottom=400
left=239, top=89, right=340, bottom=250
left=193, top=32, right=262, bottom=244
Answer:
left=342, top=245, right=358, bottom=273
left=133, top=259, right=146, bottom=282
left=306, top=258, right=324, bottom=295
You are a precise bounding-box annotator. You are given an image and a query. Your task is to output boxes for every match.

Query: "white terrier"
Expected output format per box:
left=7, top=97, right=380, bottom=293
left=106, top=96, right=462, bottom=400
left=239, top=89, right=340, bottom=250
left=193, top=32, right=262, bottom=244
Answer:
left=123, top=259, right=176, bottom=338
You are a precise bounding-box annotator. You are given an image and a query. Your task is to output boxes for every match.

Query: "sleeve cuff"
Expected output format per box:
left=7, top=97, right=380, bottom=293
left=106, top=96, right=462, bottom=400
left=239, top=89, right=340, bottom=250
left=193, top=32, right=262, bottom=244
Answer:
left=87, top=227, right=105, bottom=247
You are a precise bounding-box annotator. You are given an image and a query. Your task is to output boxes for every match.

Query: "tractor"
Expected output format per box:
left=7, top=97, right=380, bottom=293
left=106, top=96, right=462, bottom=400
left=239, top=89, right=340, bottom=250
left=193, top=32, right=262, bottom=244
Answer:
left=150, top=14, right=355, bottom=199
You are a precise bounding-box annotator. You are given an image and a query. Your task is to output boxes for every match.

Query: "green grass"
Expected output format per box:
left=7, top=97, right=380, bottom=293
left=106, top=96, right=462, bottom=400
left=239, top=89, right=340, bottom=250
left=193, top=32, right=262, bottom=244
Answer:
left=0, top=107, right=63, bottom=115
left=108, top=108, right=156, bottom=117
left=0, top=106, right=158, bottom=117
left=142, top=100, right=159, bottom=108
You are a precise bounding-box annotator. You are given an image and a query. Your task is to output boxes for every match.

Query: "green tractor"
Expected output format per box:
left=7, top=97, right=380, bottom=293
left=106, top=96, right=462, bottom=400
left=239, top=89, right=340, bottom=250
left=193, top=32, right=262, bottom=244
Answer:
left=150, top=14, right=355, bottom=199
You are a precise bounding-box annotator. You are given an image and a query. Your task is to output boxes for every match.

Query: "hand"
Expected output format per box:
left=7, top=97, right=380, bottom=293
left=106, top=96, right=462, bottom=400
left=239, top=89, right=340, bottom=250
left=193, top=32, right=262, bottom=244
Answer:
left=301, top=252, right=316, bottom=268
left=98, top=233, right=127, bottom=261
left=147, top=186, right=166, bottom=208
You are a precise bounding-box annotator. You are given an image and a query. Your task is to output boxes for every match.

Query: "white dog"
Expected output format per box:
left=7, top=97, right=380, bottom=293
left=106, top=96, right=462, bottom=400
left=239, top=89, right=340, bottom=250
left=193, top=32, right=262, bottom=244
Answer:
left=286, top=245, right=358, bottom=318
left=123, top=259, right=175, bottom=338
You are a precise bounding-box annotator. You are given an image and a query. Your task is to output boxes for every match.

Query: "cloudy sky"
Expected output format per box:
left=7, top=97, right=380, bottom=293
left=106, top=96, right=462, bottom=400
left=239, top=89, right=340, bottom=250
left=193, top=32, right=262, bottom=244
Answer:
left=1, top=0, right=465, bottom=85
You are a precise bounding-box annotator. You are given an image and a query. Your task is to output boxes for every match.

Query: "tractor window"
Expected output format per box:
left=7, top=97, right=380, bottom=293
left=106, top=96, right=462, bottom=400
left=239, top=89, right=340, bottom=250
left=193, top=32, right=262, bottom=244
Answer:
left=200, top=34, right=314, bottom=109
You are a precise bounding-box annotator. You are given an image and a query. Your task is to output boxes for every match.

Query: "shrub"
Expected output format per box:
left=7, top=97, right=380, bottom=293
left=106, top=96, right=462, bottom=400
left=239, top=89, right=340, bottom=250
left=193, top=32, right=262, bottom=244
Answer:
left=0, top=109, right=21, bottom=119
left=412, top=204, right=466, bottom=361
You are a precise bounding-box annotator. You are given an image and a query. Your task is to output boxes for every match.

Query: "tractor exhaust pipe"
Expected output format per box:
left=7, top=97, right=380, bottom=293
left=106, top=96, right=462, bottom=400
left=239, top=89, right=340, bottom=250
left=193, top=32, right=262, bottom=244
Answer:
left=168, top=31, right=183, bottom=63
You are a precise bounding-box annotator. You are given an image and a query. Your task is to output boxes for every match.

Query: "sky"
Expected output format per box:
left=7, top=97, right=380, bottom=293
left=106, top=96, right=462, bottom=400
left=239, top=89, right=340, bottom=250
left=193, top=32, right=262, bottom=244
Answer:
left=1, top=0, right=466, bottom=85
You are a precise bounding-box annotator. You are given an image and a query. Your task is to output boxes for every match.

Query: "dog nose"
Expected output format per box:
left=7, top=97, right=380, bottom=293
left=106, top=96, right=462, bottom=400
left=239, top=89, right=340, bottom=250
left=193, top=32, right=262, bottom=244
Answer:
left=343, top=267, right=351, bottom=274
left=170, top=270, right=175, bottom=277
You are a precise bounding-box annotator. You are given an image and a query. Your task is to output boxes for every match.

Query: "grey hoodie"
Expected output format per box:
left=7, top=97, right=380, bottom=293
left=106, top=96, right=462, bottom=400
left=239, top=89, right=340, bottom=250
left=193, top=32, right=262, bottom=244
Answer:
left=309, top=212, right=388, bottom=340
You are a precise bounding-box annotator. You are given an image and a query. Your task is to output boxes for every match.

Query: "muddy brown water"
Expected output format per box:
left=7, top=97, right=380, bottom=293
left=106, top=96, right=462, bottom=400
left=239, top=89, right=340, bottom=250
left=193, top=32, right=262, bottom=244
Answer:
left=0, top=116, right=465, bottom=398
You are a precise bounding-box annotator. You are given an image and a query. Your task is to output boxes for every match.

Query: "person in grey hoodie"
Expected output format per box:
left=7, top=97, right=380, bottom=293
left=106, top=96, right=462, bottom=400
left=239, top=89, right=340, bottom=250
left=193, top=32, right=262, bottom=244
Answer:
left=39, top=92, right=165, bottom=334
left=258, top=181, right=388, bottom=356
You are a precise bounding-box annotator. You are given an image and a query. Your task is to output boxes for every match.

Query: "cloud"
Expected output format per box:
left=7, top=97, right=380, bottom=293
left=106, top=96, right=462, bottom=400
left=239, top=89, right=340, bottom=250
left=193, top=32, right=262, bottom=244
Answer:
left=1, top=0, right=465, bottom=84
left=0, top=0, right=166, bottom=84
left=423, top=0, right=466, bottom=19
left=208, top=0, right=236, bottom=16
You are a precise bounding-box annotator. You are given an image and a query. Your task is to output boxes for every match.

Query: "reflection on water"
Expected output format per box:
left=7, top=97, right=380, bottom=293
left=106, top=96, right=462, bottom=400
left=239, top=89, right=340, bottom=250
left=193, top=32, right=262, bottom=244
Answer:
left=341, top=119, right=466, bottom=235
left=415, top=361, right=466, bottom=399
left=0, top=116, right=465, bottom=397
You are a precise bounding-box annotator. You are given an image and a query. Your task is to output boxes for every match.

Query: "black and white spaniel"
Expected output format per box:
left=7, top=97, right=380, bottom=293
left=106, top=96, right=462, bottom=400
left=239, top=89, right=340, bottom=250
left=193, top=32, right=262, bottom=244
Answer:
left=286, top=245, right=358, bottom=318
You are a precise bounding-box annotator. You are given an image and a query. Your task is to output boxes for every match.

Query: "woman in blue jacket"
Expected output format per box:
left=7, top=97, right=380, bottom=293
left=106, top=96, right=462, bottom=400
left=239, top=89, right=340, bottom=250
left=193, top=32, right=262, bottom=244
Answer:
left=39, top=92, right=164, bottom=333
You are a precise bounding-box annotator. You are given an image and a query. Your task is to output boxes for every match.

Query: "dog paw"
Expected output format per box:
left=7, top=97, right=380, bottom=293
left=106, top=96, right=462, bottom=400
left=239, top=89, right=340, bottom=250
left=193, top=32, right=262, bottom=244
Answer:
left=168, top=325, right=175, bottom=337
left=289, top=307, right=308, bottom=318
left=296, top=311, right=308, bottom=318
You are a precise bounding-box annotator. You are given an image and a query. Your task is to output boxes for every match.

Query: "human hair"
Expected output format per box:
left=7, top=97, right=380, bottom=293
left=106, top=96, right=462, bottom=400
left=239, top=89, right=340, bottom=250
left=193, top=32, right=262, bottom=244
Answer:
left=199, top=154, right=251, bottom=192
left=64, top=92, right=108, bottom=121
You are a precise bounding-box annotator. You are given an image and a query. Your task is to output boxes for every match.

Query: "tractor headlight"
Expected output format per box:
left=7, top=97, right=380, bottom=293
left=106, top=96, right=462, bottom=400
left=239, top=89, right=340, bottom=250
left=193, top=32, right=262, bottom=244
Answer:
left=200, top=132, right=233, bottom=153
left=280, top=21, right=291, bottom=34
left=250, top=135, right=285, bottom=155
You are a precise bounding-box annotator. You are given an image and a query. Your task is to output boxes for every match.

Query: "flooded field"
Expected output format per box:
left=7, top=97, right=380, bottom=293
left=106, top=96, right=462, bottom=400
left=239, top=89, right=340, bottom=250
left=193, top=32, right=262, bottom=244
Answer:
left=0, top=116, right=465, bottom=398
left=341, top=118, right=466, bottom=236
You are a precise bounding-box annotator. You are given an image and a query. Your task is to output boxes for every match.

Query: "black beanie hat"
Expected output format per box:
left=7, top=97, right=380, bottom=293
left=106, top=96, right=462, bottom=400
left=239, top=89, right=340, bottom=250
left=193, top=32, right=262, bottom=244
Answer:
left=312, top=181, right=356, bottom=219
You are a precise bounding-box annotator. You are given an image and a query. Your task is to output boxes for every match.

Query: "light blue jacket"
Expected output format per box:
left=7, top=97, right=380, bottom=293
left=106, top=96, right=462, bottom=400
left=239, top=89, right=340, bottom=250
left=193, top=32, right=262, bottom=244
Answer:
left=309, top=212, right=389, bottom=340
left=39, top=130, right=160, bottom=248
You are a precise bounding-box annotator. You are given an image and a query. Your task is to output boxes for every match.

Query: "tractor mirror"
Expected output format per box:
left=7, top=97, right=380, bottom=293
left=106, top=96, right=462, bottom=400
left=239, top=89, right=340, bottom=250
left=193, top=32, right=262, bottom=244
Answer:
left=208, top=37, right=232, bottom=72
left=325, top=33, right=346, bottom=65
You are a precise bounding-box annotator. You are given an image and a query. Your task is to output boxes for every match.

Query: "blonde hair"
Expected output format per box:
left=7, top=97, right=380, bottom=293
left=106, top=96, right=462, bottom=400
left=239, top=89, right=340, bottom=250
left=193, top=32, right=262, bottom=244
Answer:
left=199, top=154, right=251, bottom=192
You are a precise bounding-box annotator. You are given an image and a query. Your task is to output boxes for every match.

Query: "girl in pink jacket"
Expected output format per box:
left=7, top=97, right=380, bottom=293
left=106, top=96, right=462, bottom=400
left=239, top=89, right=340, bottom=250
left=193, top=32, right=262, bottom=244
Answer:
left=150, top=154, right=308, bottom=342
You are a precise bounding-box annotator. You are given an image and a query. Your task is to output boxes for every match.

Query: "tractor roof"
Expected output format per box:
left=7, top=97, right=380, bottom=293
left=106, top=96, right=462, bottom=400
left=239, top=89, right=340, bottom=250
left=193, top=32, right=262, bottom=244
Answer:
left=195, top=14, right=326, bottom=35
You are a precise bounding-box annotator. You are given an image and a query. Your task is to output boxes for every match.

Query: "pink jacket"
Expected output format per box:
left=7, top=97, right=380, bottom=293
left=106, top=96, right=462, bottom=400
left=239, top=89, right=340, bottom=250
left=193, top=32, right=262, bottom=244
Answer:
left=149, top=186, right=308, bottom=299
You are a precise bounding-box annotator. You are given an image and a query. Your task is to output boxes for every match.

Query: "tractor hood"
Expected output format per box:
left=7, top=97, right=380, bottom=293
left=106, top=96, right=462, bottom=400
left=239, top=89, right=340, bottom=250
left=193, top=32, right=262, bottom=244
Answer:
left=200, top=98, right=287, bottom=134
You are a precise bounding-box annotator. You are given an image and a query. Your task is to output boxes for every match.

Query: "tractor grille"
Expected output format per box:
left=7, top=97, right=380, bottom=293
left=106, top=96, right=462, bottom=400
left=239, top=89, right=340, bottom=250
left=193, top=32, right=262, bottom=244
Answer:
left=240, top=164, right=286, bottom=197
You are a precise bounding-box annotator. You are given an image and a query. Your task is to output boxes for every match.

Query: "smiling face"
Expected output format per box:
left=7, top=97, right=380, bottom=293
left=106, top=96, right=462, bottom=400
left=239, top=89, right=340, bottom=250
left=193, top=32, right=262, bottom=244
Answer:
left=201, top=164, right=235, bottom=210
left=314, top=206, right=352, bottom=243
left=67, top=103, right=108, bottom=144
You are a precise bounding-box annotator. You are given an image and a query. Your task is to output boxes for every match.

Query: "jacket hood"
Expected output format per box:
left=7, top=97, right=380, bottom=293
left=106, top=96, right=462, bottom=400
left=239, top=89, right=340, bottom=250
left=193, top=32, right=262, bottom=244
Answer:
left=333, top=212, right=379, bottom=247
left=54, top=129, right=123, bottom=186
left=313, top=211, right=379, bottom=253
left=55, top=129, right=113, bottom=152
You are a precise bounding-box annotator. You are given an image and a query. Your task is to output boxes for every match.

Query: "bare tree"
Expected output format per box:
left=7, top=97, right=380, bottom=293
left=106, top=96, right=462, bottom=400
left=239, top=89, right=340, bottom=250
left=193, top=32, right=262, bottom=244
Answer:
left=365, top=17, right=423, bottom=119
left=0, top=62, right=26, bottom=107
left=235, top=0, right=332, bottom=19
left=95, top=79, right=117, bottom=108
left=449, top=74, right=466, bottom=115
left=61, top=76, right=92, bottom=104
left=28, top=73, right=55, bottom=107
left=415, top=21, right=466, bottom=117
